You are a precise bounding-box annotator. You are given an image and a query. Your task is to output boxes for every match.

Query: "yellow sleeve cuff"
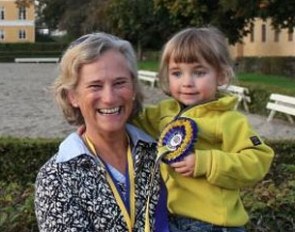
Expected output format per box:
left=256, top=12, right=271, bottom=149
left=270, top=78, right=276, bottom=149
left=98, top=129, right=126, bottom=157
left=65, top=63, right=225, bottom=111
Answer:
left=194, top=149, right=211, bottom=177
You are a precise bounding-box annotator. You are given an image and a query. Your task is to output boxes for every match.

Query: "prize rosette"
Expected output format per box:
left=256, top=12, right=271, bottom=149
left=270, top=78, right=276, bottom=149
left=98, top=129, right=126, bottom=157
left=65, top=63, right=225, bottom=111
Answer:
left=157, top=117, right=198, bottom=164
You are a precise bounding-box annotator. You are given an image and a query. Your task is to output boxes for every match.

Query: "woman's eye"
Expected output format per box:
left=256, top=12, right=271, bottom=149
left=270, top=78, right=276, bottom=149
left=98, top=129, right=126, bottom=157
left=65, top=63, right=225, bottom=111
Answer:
left=89, top=84, right=102, bottom=90
left=114, top=80, right=127, bottom=88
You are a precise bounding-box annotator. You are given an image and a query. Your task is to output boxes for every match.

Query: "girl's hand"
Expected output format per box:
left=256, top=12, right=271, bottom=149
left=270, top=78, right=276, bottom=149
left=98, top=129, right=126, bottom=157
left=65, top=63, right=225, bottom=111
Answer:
left=170, top=153, right=195, bottom=177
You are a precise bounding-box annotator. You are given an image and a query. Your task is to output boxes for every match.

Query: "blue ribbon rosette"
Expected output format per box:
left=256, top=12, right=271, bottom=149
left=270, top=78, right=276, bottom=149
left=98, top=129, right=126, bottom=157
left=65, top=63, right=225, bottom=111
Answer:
left=157, top=117, right=198, bottom=164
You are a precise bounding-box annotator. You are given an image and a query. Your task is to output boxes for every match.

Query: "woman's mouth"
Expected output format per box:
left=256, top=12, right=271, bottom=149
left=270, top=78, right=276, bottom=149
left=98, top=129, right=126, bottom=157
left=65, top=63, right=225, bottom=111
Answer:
left=97, top=107, right=120, bottom=115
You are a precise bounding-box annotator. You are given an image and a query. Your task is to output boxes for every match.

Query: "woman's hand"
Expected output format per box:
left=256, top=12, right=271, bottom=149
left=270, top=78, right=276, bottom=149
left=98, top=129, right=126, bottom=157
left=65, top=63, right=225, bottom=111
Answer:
left=170, top=153, right=195, bottom=177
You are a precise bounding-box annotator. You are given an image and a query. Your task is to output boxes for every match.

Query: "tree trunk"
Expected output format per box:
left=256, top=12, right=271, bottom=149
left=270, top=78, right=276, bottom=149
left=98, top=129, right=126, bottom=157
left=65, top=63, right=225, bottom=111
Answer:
left=137, top=40, right=143, bottom=61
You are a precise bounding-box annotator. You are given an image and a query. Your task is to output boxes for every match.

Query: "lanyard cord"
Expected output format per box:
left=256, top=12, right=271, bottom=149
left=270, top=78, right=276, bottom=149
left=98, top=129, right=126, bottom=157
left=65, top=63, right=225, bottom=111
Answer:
left=144, top=150, right=168, bottom=232
left=83, top=135, right=135, bottom=232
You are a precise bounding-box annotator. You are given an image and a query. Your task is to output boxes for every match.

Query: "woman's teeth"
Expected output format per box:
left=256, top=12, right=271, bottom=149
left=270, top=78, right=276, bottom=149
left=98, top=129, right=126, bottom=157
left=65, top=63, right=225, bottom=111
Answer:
left=98, top=107, right=120, bottom=115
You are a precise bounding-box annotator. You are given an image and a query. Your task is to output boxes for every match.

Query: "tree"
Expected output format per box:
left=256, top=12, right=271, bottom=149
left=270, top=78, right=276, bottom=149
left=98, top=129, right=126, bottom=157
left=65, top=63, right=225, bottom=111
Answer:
left=258, top=0, right=295, bottom=32
left=107, top=0, right=174, bottom=59
left=36, top=0, right=295, bottom=48
left=15, top=0, right=34, bottom=7
left=37, top=0, right=110, bottom=39
left=37, top=0, right=67, bottom=31
left=153, top=0, right=259, bottom=44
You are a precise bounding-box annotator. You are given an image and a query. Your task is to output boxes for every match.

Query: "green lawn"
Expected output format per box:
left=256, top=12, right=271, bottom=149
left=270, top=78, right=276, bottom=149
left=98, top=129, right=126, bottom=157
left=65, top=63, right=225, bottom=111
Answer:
left=138, top=60, right=295, bottom=93
left=236, top=73, right=295, bottom=92
left=138, top=60, right=158, bottom=71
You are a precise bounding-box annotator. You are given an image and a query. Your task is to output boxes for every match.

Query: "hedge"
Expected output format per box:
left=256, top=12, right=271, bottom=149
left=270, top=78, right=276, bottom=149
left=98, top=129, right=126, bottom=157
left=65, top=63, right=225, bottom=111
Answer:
left=233, top=82, right=295, bottom=120
left=0, top=42, right=68, bottom=62
left=236, top=57, right=295, bottom=79
left=0, top=138, right=294, bottom=231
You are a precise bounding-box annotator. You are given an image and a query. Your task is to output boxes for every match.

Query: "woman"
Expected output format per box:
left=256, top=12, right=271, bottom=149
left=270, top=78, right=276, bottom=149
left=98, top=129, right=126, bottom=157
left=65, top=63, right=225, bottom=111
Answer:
left=34, top=32, right=168, bottom=231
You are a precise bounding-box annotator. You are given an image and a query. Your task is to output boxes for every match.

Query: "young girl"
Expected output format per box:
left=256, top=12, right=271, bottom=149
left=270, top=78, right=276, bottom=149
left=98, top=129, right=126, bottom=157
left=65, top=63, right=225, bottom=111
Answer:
left=133, top=27, right=274, bottom=231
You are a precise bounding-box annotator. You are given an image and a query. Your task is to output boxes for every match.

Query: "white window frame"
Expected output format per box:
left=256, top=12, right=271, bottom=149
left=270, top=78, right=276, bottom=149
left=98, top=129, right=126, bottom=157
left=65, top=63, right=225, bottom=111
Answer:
left=261, top=24, right=266, bottom=42
left=18, top=6, right=26, bottom=20
left=18, top=29, right=26, bottom=40
left=274, top=29, right=280, bottom=42
left=250, top=24, right=254, bottom=42
left=0, top=29, right=4, bottom=40
left=0, top=7, right=5, bottom=20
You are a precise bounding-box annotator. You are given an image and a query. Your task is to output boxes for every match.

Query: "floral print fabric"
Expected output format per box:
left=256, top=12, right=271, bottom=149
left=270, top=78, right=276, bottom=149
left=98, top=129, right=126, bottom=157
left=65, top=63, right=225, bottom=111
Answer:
left=35, top=139, right=161, bottom=232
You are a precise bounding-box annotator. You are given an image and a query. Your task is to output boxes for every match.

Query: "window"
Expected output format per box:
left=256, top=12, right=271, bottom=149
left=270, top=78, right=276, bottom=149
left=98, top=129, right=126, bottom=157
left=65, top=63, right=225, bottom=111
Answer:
left=288, top=31, right=293, bottom=42
left=0, top=7, right=4, bottom=20
left=19, top=29, right=26, bottom=39
left=250, top=24, right=254, bottom=42
left=0, top=30, right=4, bottom=40
left=274, top=29, right=280, bottom=42
left=262, top=24, right=266, bottom=42
left=18, top=6, right=26, bottom=20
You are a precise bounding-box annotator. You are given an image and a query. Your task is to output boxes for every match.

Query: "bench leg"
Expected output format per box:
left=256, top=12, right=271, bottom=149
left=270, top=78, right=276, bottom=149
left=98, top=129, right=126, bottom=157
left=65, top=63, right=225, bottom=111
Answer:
left=242, top=100, right=249, bottom=113
left=286, top=115, right=294, bottom=124
left=267, top=110, right=276, bottom=122
left=234, top=97, right=242, bottom=111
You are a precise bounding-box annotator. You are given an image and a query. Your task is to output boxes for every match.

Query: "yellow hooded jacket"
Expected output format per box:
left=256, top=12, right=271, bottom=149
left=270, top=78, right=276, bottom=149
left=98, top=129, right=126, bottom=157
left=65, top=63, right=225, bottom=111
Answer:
left=133, top=94, right=274, bottom=226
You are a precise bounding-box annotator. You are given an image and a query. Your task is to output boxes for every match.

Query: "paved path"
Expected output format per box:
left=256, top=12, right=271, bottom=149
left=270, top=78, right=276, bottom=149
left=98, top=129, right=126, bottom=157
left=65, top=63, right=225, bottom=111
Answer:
left=0, top=63, right=294, bottom=139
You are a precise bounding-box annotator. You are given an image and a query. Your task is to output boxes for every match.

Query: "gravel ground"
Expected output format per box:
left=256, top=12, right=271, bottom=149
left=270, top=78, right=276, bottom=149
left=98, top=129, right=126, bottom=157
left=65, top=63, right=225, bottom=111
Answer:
left=0, top=63, right=294, bottom=140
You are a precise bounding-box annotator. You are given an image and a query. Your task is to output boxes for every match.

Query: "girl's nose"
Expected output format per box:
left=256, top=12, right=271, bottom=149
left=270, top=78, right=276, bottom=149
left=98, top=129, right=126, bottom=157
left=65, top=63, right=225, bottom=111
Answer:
left=182, top=75, right=194, bottom=87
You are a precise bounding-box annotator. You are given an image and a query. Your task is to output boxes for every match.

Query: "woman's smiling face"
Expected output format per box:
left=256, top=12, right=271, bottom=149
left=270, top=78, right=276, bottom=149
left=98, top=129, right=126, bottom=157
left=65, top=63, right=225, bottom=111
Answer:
left=69, top=49, right=134, bottom=137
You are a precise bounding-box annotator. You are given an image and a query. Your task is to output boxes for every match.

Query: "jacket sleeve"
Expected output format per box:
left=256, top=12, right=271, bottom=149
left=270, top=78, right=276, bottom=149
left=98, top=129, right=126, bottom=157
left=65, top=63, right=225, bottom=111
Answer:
left=194, top=111, right=274, bottom=190
left=132, top=104, right=162, bottom=139
left=34, top=161, right=93, bottom=232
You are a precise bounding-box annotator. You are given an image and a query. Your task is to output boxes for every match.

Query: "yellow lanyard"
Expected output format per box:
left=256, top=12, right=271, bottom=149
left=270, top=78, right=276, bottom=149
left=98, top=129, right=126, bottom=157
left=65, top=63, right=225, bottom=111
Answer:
left=84, top=135, right=135, bottom=232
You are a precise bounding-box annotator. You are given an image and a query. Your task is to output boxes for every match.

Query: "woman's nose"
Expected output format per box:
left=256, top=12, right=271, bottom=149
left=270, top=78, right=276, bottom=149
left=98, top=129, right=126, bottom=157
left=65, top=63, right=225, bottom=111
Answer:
left=101, top=86, right=116, bottom=103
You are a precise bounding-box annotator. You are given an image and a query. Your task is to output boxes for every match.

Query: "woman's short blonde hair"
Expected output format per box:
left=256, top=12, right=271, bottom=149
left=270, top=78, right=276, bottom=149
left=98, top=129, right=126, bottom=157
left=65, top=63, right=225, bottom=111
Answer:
left=52, top=32, right=143, bottom=126
left=158, top=26, right=235, bottom=95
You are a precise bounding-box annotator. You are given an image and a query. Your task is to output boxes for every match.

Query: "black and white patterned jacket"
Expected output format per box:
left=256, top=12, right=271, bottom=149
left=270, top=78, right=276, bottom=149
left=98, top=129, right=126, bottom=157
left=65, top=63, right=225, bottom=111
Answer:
left=35, top=125, right=168, bottom=232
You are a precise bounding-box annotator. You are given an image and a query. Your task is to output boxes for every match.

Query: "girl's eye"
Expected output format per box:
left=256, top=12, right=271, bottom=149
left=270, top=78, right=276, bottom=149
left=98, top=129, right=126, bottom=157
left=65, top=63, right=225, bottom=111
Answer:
left=194, top=70, right=206, bottom=77
left=171, top=71, right=182, bottom=78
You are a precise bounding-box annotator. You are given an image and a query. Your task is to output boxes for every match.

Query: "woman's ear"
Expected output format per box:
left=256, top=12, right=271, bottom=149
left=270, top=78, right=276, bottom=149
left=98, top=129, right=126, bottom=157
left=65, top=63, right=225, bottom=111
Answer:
left=67, top=90, right=78, bottom=107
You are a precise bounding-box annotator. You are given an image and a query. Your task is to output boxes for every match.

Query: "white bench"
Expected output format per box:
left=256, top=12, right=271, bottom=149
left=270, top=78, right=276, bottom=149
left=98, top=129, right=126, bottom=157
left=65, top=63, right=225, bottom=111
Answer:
left=15, top=57, right=59, bottom=63
left=220, top=85, right=251, bottom=112
left=266, top=93, right=295, bottom=124
left=138, top=70, right=158, bottom=88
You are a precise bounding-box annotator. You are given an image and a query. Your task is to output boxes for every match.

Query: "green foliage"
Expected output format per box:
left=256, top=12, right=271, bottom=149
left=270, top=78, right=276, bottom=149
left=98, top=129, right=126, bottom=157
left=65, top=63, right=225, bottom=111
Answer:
left=0, top=43, right=67, bottom=51
left=0, top=137, right=60, bottom=185
left=237, top=73, right=295, bottom=92
left=242, top=139, right=295, bottom=231
left=36, top=0, right=295, bottom=50
left=108, top=0, right=173, bottom=56
left=0, top=138, right=294, bottom=231
left=236, top=56, right=295, bottom=78
left=233, top=82, right=295, bottom=117
left=0, top=42, right=67, bottom=62
left=0, top=182, right=37, bottom=232
left=139, top=59, right=159, bottom=71
left=154, top=0, right=258, bottom=44
left=258, top=0, right=295, bottom=33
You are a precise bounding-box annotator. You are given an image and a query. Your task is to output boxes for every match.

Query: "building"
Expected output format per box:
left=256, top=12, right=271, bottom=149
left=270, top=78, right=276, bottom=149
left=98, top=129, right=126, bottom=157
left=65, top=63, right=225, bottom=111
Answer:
left=0, top=0, right=35, bottom=43
left=230, top=18, right=295, bottom=58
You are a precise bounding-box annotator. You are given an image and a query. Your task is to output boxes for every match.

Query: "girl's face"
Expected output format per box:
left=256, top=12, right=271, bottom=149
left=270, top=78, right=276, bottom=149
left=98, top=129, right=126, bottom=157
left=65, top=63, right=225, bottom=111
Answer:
left=68, top=49, right=135, bottom=138
left=168, top=56, right=223, bottom=106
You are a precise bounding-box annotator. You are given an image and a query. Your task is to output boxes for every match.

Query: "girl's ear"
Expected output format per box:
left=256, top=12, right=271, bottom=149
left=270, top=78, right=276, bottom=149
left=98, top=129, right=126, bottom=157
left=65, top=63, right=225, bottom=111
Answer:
left=217, top=76, right=226, bottom=86
left=67, top=90, right=78, bottom=107
left=217, top=70, right=230, bottom=86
